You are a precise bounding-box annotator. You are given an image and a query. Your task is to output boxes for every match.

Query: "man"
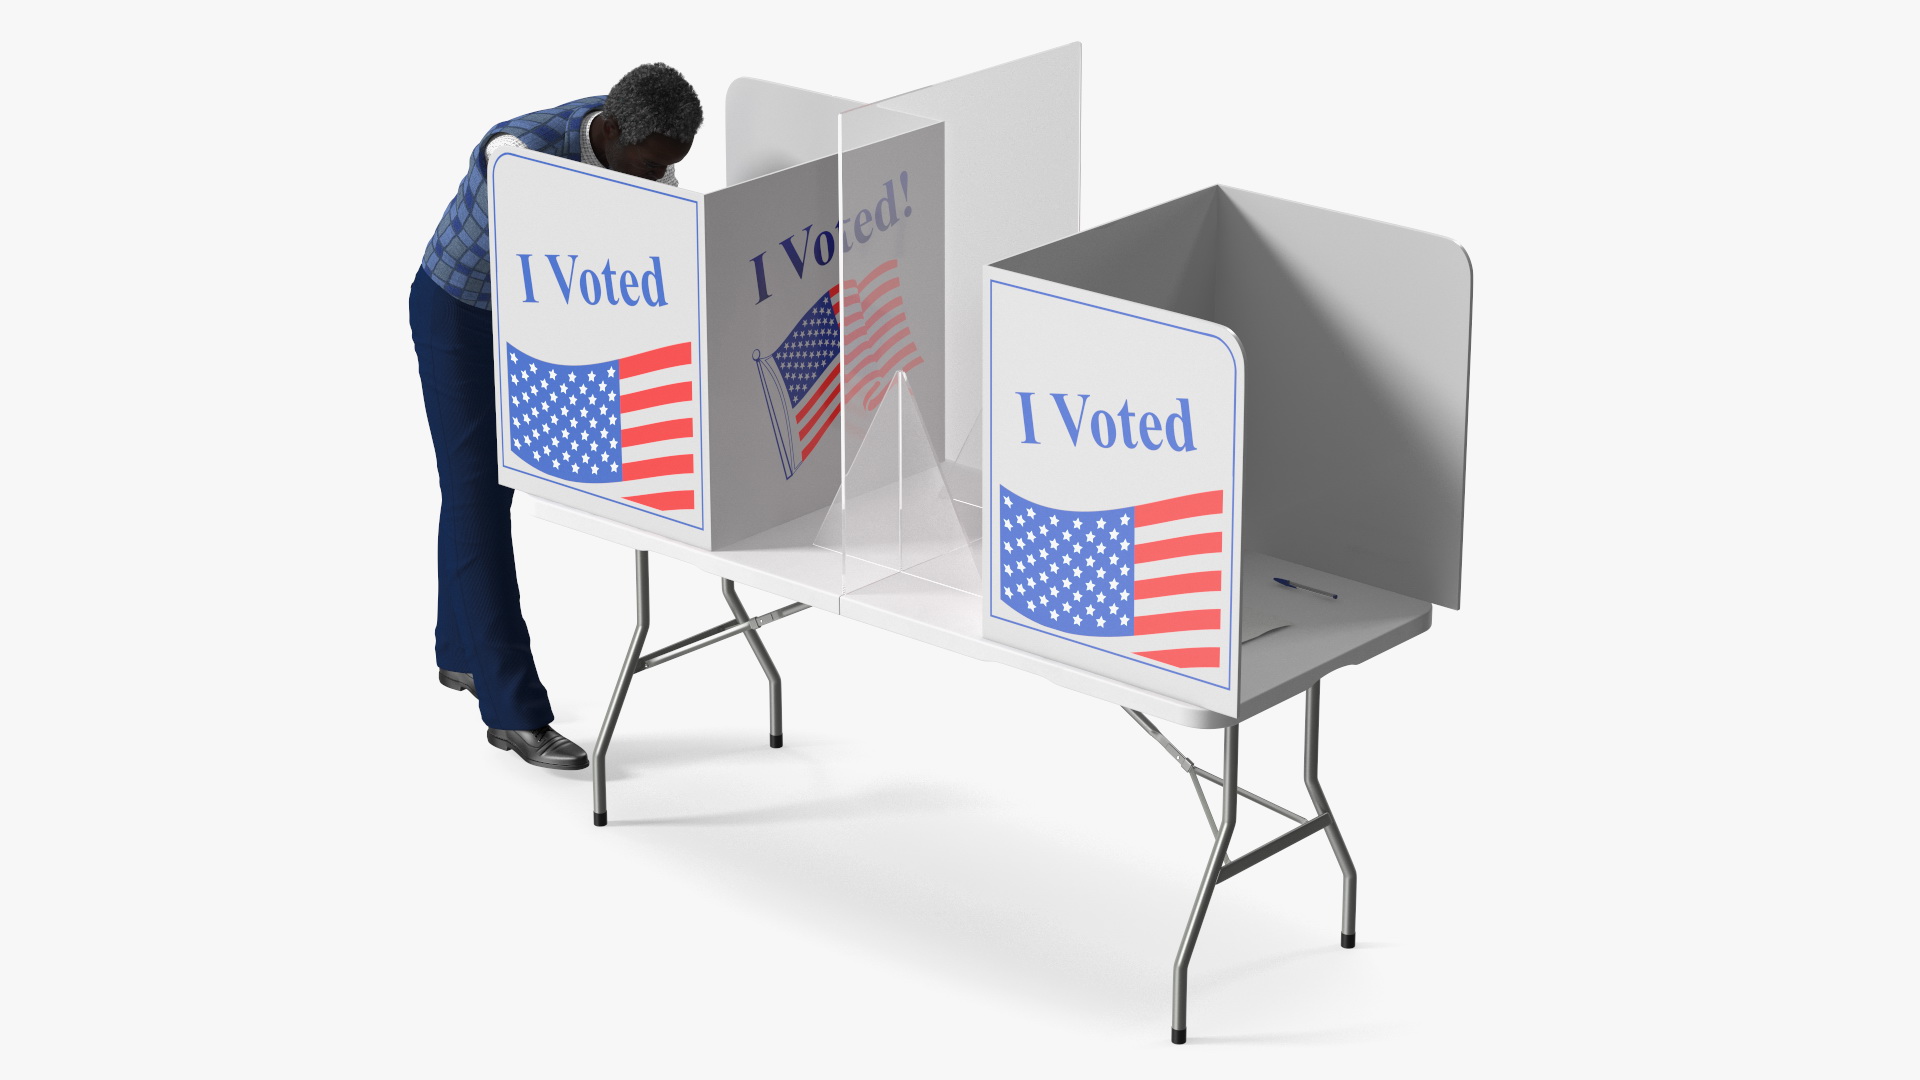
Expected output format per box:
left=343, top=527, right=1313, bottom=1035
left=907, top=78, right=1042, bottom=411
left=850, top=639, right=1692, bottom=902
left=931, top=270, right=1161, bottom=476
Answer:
left=411, top=64, right=702, bottom=769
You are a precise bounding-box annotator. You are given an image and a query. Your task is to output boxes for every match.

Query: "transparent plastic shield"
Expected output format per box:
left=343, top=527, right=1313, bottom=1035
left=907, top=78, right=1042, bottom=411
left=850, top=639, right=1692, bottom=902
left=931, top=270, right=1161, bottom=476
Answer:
left=856, top=44, right=1081, bottom=478
left=815, top=370, right=975, bottom=593
left=838, top=102, right=945, bottom=490
left=822, top=44, right=1082, bottom=597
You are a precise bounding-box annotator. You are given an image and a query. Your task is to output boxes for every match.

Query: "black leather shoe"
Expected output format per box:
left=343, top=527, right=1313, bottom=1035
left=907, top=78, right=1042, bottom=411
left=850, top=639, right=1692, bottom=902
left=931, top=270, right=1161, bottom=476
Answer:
left=486, top=726, right=589, bottom=770
left=438, top=669, right=476, bottom=695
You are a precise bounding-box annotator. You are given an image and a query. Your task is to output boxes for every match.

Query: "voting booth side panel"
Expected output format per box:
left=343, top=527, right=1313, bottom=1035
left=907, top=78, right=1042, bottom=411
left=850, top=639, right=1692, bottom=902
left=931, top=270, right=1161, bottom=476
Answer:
left=1213, top=186, right=1473, bottom=611
left=488, top=152, right=713, bottom=549
left=982, top=270, right=1245, bottom=716
left=702, top=155, right=844, bottom=548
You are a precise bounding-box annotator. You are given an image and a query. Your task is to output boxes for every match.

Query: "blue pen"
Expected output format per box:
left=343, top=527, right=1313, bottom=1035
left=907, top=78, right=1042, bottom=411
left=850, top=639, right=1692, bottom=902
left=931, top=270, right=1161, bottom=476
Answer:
left=1274, top=577, right=1338, bottom=600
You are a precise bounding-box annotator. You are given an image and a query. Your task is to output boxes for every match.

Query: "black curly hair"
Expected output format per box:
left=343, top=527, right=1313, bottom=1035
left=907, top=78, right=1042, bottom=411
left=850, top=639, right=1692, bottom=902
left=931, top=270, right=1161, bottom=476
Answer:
left=606, top=63, right=703, bottom=145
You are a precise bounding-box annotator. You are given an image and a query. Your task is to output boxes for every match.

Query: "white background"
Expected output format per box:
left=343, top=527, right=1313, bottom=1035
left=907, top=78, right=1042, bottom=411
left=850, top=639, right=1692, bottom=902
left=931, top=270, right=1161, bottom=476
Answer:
left=4, top=2, right=1914, bottom=1076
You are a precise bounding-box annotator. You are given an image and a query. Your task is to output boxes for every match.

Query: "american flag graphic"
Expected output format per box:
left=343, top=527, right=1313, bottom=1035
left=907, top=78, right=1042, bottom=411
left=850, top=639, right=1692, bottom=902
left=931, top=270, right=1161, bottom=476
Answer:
left=842, top=259, right=923, bottom=411
left=998, top=486, right=1227, bottom=670
left=505, top=341, right=698, bottom=514
left=753, top=286, right=843, bottom=479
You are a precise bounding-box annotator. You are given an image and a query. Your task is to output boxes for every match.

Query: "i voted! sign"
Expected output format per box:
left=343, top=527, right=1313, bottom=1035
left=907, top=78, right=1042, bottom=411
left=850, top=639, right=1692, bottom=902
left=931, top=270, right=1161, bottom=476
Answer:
left=985, top=273, right=1244, bottom=714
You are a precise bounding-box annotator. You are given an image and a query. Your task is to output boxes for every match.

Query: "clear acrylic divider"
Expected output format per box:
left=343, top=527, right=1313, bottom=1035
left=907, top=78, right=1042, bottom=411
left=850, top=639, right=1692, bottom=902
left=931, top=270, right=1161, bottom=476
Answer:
left=815, top=369, right=975, bottom=593
left=823, top=45, right=1082, bottom=598
left=837, top=101, right=943, bottom=499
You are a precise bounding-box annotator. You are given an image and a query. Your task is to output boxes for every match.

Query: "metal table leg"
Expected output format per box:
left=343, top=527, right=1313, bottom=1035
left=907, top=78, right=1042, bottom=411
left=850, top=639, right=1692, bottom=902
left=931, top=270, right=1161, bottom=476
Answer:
left=1135, top=678, right=1360, bottom=1043
left=589, top=554, right=808, bottom=827
left=1304, top=681, right=1359, bottom=949
left=721, top=578, right=784, bottom=749
left=592, top=551, right=651, bottom=827
left=1171, top=725, right=1237, bottom=1044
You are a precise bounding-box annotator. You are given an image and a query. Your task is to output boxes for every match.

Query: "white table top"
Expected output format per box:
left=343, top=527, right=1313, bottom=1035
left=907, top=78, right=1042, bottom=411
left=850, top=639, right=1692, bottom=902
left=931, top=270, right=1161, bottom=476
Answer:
left=524, top=496, right=1431, bottom=729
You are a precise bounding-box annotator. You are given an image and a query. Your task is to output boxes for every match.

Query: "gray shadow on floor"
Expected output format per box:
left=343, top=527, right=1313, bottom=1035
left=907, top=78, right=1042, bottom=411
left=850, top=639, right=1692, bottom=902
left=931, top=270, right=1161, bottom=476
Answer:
left=545, top=732, right=851, bottom=784
left=1207, top=940, right=1394, bottom=987
left=1175, top=943, right=1396, bottom=1045
left=607, top=781, right=978, bottom=827
left=594, top=784, right=1366, bottom=1031
left=1190, top=1023, right=1395, bottom=1046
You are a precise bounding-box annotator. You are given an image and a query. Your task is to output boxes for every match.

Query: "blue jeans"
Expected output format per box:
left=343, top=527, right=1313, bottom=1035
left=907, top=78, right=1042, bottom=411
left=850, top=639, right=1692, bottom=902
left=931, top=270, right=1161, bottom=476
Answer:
left=409, top=268, right=554, bottom=731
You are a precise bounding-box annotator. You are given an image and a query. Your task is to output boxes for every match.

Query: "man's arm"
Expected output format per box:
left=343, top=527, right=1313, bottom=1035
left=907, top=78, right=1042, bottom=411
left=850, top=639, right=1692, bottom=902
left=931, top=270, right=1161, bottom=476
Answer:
left=486, top=128, right=677, bottom=185
left=483, top=133, right=524, bottom=163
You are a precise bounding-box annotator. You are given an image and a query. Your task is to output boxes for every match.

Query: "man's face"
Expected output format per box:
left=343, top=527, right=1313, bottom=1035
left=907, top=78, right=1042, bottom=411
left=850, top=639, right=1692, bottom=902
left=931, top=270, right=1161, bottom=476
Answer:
left=604, top=121, right=692, bottom=182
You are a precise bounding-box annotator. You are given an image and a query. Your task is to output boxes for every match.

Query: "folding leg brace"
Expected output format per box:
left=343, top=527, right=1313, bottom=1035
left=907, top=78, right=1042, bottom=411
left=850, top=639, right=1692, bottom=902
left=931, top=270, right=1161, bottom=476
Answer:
left=1130, top=680, right=1359, bottom=1044
left=590, top=550, right=809, bottom=826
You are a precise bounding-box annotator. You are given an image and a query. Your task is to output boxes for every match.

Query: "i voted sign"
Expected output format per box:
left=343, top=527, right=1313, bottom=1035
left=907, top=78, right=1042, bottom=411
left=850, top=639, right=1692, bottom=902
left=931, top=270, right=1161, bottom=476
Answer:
left=1013, top=392, right=1199, bottom=452
left=488, top=152, right=707, bottom=532
left=509, top=253, right=670, bottom=308
left=985, top=272, right=1243, bottom=713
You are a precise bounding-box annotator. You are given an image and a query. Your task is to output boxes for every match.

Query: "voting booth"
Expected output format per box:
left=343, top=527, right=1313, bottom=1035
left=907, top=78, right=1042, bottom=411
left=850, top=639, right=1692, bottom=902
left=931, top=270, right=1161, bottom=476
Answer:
left=484, top=44, right=1472, bottom=1043
left=983, top=186, right=1471, bottom=717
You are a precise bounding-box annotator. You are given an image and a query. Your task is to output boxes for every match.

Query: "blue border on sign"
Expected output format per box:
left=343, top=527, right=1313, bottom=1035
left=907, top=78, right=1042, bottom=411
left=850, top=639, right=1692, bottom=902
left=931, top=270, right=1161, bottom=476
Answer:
left=986, top=277, right=1240, bottom=695
left=489, top=151, right=708, bottom=532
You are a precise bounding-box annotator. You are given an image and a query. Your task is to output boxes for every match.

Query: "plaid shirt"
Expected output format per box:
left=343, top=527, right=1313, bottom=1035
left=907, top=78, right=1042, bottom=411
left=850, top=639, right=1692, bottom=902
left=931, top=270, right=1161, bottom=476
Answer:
left=421, top=96, right=606, bottom=309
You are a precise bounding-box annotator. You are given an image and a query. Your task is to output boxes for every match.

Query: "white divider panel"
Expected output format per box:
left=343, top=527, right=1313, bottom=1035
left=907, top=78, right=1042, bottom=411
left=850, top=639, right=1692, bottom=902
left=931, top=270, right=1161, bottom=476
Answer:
left=725, top=78, right=860, bottom=186
left=1214, top=187, right=1471, bottom=610
left=982, top=270, right=1245, bottom=716
left=702, top=154, right=844, bottom=546
left=489, top=152, right=711, bottom=545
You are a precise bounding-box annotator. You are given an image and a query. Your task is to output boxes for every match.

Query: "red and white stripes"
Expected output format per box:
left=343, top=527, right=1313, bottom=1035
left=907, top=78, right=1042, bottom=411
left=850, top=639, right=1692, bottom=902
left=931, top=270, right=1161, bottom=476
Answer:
left=617, top=342, right=697, bottom=513
left=841, top=259, right=923, bottom=411
left=1128, top=490, right=1226, bottom=669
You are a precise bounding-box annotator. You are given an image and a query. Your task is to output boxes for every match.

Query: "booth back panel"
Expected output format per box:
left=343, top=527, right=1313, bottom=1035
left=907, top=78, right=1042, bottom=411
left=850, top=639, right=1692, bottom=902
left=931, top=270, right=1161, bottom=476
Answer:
left=983, top=270, right=1245, bottom=716
left=725, top=78, right=860, bottom=187
left=489, top=152, right=711, bottom=546
left=1214, top=188, right=1471, bottom=609
left=992, top=187, right=1220, bottom=322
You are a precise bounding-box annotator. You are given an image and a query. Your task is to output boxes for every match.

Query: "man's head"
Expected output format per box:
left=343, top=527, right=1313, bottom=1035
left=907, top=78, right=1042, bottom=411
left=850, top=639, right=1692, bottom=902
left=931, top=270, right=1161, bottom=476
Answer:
left=600, top=63, right=703, bottom=181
